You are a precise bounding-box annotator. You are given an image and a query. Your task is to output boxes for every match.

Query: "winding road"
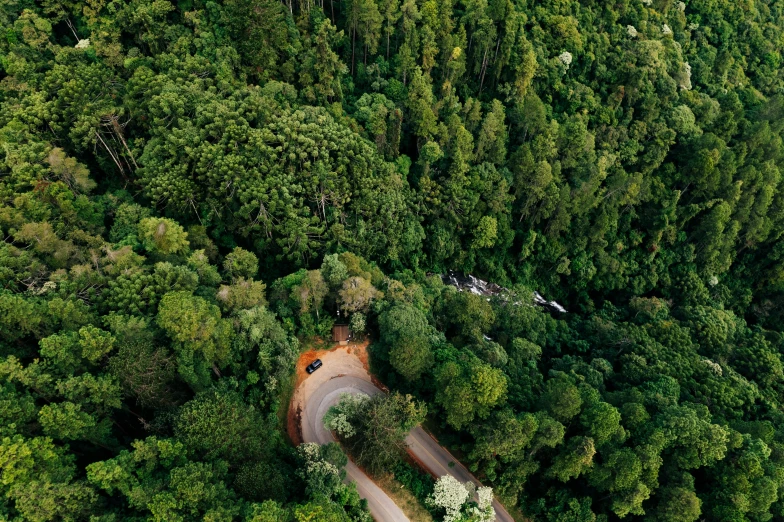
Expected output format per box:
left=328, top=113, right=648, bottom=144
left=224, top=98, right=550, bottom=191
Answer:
left=292, top=345, right=514, bottom=522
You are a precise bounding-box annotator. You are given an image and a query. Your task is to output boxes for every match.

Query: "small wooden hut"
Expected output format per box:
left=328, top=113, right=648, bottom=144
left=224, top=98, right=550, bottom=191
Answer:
left=332, top=324, right=350, bottom=345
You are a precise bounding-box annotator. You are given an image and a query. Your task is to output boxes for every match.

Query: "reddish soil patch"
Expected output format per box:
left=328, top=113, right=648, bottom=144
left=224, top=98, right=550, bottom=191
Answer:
left=287, top=339, right=383, bottom=444
left=350, top=341, right=371, bottom=370
left=288, top=404, right=304, bottom=445
left=293, top=343, right=340, bottom=389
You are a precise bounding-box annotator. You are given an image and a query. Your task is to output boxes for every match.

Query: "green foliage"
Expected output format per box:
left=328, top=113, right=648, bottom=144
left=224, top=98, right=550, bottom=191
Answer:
left=321, top=254, right=349, bottom=289
left=338, top=276, right=381, bottom=313
left=174, top=390, right=274, bottom=464
left=392, top=461, right=435, bottom=505
left=108, top=327, right=182, bottom=409
left=326, top=392, right=426, bottom=474
left=87, top=436, right=242, bottom=521
left=137, top=217, right=189, bottom=255
left=379, top=303, right=433, bottom=380
left=435, top=353, right=508, bottom=430
left=157, top=290, right=233, bottom=389
left=2, top=0, right=784, bottom=518
left=224, top=247, right=259, bottom=280
left=0, top=435, right=97, bottom=521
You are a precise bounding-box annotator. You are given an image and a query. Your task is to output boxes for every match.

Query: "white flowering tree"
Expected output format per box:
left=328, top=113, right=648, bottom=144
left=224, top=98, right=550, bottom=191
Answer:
left=296, top=442, right=344, bottom=498
left=428, top=475, right=470, bottom=522
left=678, top=62, right=693, bottom=90
left=349, top=312, right=366, bottom=337
left=558, top=51, right=573, bottom=69
left=468, top=487, right=496, bottom=522
left=427, top=476, right=497, bottom=522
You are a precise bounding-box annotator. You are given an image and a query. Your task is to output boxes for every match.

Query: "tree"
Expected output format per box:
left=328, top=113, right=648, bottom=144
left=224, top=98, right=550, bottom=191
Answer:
left=221, top=0, right=292, bottom=81
left=427, top=475, right=470, bottom=522
left=435, top=356, right=507, bottom=430
left=235, top=459, right=294, bottom=503
left=174, top=390, right=274, bottom=463
left=656, top=404, right=730, bottom=469
left=338, top=277, right=380, bottom=313
left=0, top=435, right=97, bottom=522
left=46, top=147, right=95, bottom=193
left=294, top=443, right=369, bottom=520
left=378, top=0, right=400, bottom=58
left=137, top=217, right=189, bottom=255
left=469, top=408, right=537, bottom=470
left=321, top=254, right=349, bottom=289
left=296, top=442, right=347, bottom=499
left=357, top=0, right=383, bottom=64
left=217, top=278, right=268, bottom=312
left=300, top=19, right=347, bottom=104
left=246, top=501, right=292, bottom=522
left=157, top=291, right=232, bottom=388
left=87, top=436, right=241, bottom=521
left=589, top=448, right=650, bottom=517
left=108, top=333, right=182, bottom=409
left=650, top=482, right=701, bottom=522
left=293, top=270, right=328, bottom=320
left=471, top=486, right=496, bottom=522
left=406, top=68, right=438, bottom=142
left=440, top=291, right=495, bottom=343
left=325, top=392, right=426, bottom=473
left=38, top=402, right=100, bottom=441
left=349, top=312, right=366, bottom=336
left=224, top=247, right=259, bottom=280
left=379, top=303, right=433, bottom=380
left=580, top=402, right=624, bottom=447
left=472, top=216, right=498, bottom=249
left=547, top=437, right=596, bottom=482
left=293, top=502, right=352, bottom=522
left=538, top=373, right=582, bottom=423
left=475, top=100, right=507, bottom=165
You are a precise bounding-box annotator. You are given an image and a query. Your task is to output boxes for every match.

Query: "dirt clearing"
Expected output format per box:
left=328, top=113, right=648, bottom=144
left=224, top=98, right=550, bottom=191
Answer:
left=287, top=340, right=372, bottom=445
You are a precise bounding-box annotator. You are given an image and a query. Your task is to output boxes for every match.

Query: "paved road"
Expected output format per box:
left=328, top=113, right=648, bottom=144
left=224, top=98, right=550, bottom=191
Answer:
left=293, top=346, right=514, bottom=522
left=406, top=426, right=513, bottom=522
left=302, top=373, right=408, bottom=522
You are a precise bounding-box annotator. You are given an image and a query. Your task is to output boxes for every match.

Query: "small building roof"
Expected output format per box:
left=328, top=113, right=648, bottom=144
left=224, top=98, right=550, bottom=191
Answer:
left=332, top=324, right=349, bottom=342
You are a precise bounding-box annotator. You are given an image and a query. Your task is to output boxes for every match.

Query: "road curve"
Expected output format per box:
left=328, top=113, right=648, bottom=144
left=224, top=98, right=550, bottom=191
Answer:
left=303, top=373, right=409, bottom=522
left=292, top=346, right=515, bottom=522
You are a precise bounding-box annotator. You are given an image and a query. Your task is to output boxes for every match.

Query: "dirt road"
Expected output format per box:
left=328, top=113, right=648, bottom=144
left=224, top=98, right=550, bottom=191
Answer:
left=290, top=345, right=514, bottom=522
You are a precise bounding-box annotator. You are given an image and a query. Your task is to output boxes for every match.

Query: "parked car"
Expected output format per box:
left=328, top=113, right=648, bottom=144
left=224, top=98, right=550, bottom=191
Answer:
left=306, top=359, right=323, bottom=374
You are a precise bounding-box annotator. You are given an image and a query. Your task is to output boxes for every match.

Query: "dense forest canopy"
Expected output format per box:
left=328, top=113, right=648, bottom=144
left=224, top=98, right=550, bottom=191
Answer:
left=2, top=0, right=784, bottom=520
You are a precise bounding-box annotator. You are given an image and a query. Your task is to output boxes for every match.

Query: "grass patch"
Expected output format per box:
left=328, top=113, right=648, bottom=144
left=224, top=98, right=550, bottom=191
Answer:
left=372, top=470, right=434, bottom=522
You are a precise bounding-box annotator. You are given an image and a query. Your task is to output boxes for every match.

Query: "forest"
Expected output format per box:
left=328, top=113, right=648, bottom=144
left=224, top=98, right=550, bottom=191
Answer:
left=1, top=0, right=784, bottom=519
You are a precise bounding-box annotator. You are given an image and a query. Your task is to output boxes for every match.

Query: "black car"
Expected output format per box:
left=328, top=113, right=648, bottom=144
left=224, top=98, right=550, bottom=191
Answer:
left=306, top=359, right=323, bottom=374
